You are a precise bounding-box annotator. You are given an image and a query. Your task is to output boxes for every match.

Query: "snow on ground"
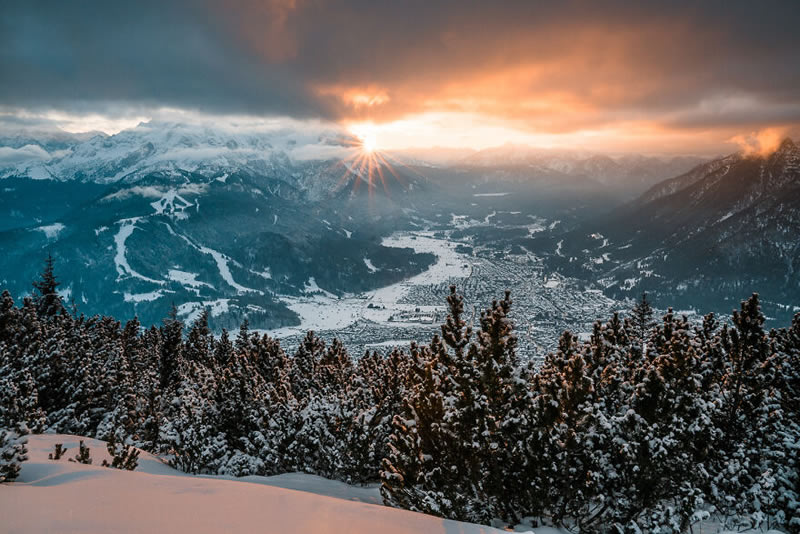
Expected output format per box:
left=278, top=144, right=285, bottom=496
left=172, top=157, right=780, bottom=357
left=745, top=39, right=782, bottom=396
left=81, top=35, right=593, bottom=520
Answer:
left=303, top=277, right=337, bottom=298
left=123, top=290, right=169, bottom=303
left=267, top=231, right=473, bottom=338
left=168, top=229, right=261, bottom=295
left=473, top=192, right=510, bottom=197
left=167, top=269, right=214, bottom=290
left=268, top=296, right=364, bottom=338
left=365, top=339, right=414, bottom=350
left=717, top=211, right=734, bottom=223
left=150, top=189, right=193, bottom=216
left=177, top=298, right=231, bottom=324
left=2, top=434, right=533, bottom=534
left=113, top=218, right=164, bottom=285
left=363, top=257, right=378, bottom=273
left=197, top=244, right=259, bottom=294
left=249, top=267, right=273, bottom=280
left=34, top=222, right=65, bottom=239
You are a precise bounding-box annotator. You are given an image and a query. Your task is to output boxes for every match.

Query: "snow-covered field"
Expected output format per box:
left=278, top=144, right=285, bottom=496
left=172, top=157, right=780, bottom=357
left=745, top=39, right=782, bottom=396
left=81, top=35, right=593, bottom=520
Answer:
left=0, top=434, right=552, bottom=534
left=267, top=231, right=471, bottom=337
left=2, top=437, right=782, bottom=534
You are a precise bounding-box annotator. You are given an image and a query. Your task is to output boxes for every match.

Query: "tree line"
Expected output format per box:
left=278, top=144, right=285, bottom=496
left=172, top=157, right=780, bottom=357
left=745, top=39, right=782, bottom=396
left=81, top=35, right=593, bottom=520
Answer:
left=1, top=258, right=799, bottom=533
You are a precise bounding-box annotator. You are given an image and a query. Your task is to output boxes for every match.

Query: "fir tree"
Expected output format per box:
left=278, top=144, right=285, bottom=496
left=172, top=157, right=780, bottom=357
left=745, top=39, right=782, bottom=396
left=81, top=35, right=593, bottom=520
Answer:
left=0, top=427, right=28, bottom=482
left=32, top=253, right=64, bottom=318
left=101, top=433, right=140, bottom=471
left=629, top=291, right=656, bottom=351
left=49, top=443, right=67, bottom=460
left=69, top=440, right=92, bottom=464
left=160, top=305, right=184, bottom=390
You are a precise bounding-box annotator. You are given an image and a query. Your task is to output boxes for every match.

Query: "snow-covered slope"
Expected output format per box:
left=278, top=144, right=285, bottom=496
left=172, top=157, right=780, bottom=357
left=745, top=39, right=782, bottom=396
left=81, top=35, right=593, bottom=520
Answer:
left=0, top=434, right=781, bottom=534
left=0, top=434, right=550, bottom=534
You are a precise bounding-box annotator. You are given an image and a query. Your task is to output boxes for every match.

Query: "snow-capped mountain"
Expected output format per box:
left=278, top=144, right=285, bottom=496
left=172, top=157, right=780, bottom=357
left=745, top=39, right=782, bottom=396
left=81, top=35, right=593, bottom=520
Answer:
left=0, top=121, right=438, bottom=330
left=0, top=119, right=769, bottom=331
left=0, top=120, right=360, bottom=193
left=552, top=138, right=800, bottom=320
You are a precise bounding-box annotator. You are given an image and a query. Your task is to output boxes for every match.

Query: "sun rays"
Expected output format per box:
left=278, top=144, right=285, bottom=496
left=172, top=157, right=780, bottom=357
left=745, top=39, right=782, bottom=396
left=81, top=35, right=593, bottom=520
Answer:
left=324, top=126, right=408, bottom=198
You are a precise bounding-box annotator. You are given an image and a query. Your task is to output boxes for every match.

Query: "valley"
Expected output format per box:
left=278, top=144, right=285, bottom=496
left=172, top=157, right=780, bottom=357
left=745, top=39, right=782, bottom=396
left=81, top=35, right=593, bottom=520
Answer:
left=0, top=121, right=797, bottom=357
left=266, top=228, right=623, bottom=359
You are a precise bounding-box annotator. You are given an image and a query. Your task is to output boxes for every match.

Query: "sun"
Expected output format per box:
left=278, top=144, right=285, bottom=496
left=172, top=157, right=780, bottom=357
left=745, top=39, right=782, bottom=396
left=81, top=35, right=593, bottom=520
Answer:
left=331, top=124, right=406, bottom=197
left=351, top=125, right=379, bottom=153
left=361, top=132, right=377, bottom=153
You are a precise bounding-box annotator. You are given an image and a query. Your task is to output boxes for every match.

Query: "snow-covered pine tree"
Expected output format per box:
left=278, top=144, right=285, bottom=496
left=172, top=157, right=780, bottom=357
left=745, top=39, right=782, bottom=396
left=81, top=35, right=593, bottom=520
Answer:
left=101, top=432, right=140, bottom=470
left=290, top=331, right=325, bottom=401
left=301, top=338, right=353, bottom=478
left=213, top=327, right=234, bottom=368
left=69, top=440, right=92, bottom=464
left=459, top=290, right=530, bottom=524
left=629, top=292, right=656, bottom=356
left=0, top=295, right=47, bottom=432
left=708, top=294, right=789, bottom=530
left=215, top=330, right=269, bottom=476
left=384, top=288, right=530, bottom=525
left=343, top=348, right=410, bottom=484
left=159, top=305, right=184, bottom=390
left=770, top=312, right=800, bottom=532
left=248, top=331, right=296, bottom=475
left=0, top=427, right=28, bottom=482
left=49, top=443, right=67, bottom=460
left=381, top=340, right=454, bottom=515
left=133, top=325, right=164, bottom=450
left=185, top=309, right=215, bottom=368
left=621, top=311, right=720, bottom=531
left=31, top=253, right=65, bottom=318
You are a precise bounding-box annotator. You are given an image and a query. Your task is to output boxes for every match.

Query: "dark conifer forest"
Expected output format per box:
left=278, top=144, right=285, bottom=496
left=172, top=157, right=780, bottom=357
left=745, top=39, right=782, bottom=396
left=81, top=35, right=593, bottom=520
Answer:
left=1, top=261, right=799, bottom=533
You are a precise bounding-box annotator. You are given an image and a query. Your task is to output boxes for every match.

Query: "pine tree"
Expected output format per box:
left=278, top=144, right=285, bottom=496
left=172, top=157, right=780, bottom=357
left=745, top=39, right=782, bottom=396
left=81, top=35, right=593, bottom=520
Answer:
left=290, top=331, right=325, bottom=401
left=629, top=291, right=656, bottom=351
left=101, top=433, right=140, bottom=471
left=381, top=340, right=453, bottom=515
left=32, top=253, right=64, bottom=318
left=160, top=305, right=184, bottom=390
left=69, top=440, right=92, bottom=464
left=185, top=309, right=214, bottom=368
left=0, top=427, right=28, bottom=482
left=383, top=288, right=530, bottom=524
left=49, top=443, right=67, bottom=460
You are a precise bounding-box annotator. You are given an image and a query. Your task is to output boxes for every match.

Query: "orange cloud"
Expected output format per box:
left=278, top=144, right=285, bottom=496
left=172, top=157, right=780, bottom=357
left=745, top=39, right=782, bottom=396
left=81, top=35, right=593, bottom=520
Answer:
left=729, top=127, right=789, bottom=156
left=316, top=84, right=390, bottom=109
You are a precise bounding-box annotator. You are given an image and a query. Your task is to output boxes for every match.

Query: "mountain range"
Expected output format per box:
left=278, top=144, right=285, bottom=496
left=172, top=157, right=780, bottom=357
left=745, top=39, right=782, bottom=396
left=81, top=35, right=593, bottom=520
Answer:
left=549, top=138, right=800, bottom=321
left=0, top=120, right=796, bottom=330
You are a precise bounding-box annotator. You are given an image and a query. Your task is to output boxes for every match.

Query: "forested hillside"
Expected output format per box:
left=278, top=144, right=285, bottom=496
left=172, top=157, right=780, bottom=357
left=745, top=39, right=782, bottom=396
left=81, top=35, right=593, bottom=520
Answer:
left=1, top=262, right=799, bottom=533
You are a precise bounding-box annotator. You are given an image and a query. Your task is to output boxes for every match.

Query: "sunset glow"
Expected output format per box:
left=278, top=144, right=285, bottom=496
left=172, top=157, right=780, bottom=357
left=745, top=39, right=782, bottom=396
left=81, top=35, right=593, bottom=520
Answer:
left=1, top=2, right=798, bottom=155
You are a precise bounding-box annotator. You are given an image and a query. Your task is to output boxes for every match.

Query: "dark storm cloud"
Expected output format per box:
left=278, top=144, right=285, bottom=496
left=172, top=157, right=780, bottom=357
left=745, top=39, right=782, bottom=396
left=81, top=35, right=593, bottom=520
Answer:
left=1, top=0, right=799, bottom=132
left=0, top=1, right=314, bottom=116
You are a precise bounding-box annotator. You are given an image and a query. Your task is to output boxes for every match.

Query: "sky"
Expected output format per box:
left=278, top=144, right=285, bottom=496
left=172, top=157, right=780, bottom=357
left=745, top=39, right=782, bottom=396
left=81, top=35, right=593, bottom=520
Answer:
left=1, top=0, right=799, bottom=155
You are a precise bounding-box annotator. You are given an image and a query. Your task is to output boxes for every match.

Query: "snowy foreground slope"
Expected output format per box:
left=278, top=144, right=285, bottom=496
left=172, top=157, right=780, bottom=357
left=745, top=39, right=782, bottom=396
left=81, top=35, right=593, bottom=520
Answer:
left=1, top=435, right=784, bottom=534
left=0, top=435, right=557, bottom=534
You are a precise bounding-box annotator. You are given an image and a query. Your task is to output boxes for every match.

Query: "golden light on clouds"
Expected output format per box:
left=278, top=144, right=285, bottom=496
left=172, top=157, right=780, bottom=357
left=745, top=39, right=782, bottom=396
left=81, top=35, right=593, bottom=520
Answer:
left=317, top=85, right=390, bottom=110
left=729, top=127, right=790, bottom=157
left=4, top=2, right=797, bottom=155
